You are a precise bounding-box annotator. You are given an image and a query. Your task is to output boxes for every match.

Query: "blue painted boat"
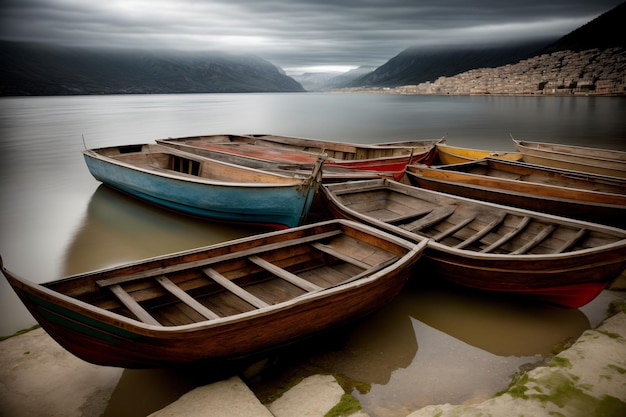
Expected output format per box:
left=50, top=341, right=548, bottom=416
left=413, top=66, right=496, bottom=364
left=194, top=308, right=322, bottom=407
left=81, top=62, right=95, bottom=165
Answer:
left=83, top=144, right=323, bottom=229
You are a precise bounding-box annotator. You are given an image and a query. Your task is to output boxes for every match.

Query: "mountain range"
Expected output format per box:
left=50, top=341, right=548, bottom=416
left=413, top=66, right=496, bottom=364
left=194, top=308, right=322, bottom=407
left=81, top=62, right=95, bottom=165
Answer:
left=0, top=44, right=305, bottom=95
left=1, top=2, right=623, bottom=96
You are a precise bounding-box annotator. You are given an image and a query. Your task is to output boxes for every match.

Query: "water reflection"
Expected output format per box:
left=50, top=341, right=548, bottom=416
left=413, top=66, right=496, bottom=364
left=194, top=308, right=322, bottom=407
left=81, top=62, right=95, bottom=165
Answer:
left=241, top=281, right=590, bottom=417
left=405, top=283, right=590, bottom=357
left=63, top=185, right=268, bottom=276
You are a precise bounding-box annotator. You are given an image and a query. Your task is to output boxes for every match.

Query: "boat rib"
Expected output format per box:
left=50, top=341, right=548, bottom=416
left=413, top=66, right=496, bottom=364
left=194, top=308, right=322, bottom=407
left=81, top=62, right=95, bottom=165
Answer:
left=480, top=216, right=531, bottom=253
left=454, top=213, right=506, bottom=249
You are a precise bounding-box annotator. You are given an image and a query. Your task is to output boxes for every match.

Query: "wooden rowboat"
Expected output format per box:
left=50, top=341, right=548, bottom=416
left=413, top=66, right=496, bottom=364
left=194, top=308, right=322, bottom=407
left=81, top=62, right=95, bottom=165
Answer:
left=83, top=144, right=323, bottom=229
left=1, top=219, right=427, bottom=368
left=436, top=142, right=522, bottom=165
left=405, top=158, right=626, bottom=228
left=512, top=137, right=626, bottom=178
left=322, top=179, right=626, bottom=308
left=156, top=134, right=441, bottom=181
left=151, top=137, right=383, bottom=183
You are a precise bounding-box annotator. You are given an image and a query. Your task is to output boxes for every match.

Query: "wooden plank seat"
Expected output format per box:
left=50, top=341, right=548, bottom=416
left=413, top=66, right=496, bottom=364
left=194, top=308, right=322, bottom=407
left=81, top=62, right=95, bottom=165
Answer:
left=310, top=243, right=372, bottom=269
left=385, top=207, right=434, bottom=224
left=155, top=276, right=221, bottom=320
left=510, top=224, right=556, bottom=255
left=109, top=284, right=161, bottom=326
left=555, top=228, right=587, bottom=253
left=202, top=268, right=270, bottom=309
left=454, top=213, right=506, bottom=249
left=248, top=256, right=323, bottom=292
left=400, top=205, right=456, bottom=232
left=432, top=215, right=476, bottom=242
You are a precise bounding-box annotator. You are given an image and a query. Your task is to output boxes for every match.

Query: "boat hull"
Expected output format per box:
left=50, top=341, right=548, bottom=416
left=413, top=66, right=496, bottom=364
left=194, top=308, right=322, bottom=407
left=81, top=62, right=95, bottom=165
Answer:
left=83, top=148, right=318, bottom=229
left=8, top=270, right=412, bottom=367
left=422, top=243, right=624, bottom=308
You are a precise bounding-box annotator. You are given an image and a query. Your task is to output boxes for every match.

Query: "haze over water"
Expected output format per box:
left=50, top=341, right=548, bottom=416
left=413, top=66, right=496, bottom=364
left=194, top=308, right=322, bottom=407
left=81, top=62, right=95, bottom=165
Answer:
left=1, top=93, right=624, bottom=416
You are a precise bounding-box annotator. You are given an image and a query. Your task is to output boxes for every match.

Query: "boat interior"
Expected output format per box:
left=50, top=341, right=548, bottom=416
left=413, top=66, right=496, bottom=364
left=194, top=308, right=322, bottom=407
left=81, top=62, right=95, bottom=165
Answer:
left=333, top=186, right=623, bottom=255
left=45, top=226, right=403, bottom=326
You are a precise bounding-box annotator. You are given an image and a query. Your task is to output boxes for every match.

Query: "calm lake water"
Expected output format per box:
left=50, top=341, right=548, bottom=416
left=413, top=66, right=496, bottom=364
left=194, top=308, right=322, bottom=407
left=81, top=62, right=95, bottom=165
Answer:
left=1, top=93, right=625, bottom=416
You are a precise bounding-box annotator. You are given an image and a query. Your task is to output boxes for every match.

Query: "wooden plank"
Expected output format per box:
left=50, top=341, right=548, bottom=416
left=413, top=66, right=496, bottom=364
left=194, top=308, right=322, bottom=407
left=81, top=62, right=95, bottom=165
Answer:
left=155, top=276, right=221, bottom=320
left=555, top=228, right=587, bottom=253
left=96, top=230, right=343, bottom=288
left=301, top=256, right=399, bottom=296
left=248, top=256, right=322, bottom=292
left=432, top=216, right=476, bottom=242
left=509, top=224, right=556, bottom=255
left=455, top=213, right=506, bottom=249
left=311, top=243, right=371, bottom=269
left=400, top=205, right=456, bottom=232
left=109, top=285, right=162, bottom=326
left=339, top=256, right=399, bottom=284
left=387, top=207, right=434, bottom=224
left=480, top=216, right=531, bottom=253
left=202, top=268, right=270, bottom=309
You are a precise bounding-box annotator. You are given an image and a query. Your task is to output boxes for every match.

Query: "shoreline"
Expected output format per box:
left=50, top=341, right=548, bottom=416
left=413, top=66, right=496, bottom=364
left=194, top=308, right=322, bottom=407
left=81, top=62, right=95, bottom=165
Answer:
left=1, top=298, right=624, bottom=417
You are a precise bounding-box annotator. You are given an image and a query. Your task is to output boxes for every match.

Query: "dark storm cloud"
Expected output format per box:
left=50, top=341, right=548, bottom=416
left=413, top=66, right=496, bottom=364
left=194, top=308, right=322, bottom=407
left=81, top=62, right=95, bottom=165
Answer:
left=0, top=0, right=622, bottom=73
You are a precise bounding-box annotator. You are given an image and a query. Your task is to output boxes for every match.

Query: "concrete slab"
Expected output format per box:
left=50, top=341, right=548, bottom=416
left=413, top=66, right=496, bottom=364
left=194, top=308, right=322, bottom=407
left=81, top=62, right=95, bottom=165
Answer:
left=0, top=327, right=123, bottom=417
left=148, top=376, right=273, bottom=417
left=269, top=374, right=366, bottom=417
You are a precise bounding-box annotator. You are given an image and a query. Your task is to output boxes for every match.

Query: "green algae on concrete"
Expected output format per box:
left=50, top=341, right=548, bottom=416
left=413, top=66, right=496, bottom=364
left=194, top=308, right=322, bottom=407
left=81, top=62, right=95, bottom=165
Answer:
left=0, top=324, right=40, bottom=342
left=324, top=393, right=363, bottom=417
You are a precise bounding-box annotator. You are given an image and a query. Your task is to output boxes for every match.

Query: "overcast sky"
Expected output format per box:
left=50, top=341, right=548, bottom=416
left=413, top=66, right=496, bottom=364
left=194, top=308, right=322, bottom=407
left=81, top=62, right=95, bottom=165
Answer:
left=0, top=0, right=622, bottom=74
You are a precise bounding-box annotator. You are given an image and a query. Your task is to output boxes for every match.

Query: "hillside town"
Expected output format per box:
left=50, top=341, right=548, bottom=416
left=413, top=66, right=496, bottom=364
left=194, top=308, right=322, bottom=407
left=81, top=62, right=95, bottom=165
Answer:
left=346, top=48, right=626, bottom=96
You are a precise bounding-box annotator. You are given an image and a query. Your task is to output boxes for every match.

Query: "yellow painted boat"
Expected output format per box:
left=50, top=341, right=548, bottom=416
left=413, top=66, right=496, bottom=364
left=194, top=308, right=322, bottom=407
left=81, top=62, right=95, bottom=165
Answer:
left=437, top=143, right=523, bottom=165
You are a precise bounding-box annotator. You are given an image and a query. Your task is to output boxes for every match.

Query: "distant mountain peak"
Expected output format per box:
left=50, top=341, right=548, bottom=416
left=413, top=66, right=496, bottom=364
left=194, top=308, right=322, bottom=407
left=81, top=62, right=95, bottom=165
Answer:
left=343, top=3, right=624, bottom=89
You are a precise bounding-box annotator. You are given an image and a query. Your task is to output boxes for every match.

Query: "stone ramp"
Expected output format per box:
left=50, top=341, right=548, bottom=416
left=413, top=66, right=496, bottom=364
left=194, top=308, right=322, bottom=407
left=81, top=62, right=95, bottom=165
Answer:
left=148, top=376, right=273, bottom=417
left=149, top=374, right=368, bottom=417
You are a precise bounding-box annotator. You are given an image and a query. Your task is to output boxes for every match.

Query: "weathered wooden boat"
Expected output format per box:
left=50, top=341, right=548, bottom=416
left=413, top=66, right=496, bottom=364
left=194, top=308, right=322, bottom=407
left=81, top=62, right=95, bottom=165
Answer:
left=83, top=144, right=323, bottom=229
left=512, top=137, right=626, bottom=178
left=405, top=158, right=626, bottom=228
left=151, top=138, right=383, bottom=183
left=322, top=179, right=626, bottom=308
left=1, top=219, right=427, bottom=368
left=156, top=134, right=441, bottom=181
left=436, top=142, right=522, bottom=165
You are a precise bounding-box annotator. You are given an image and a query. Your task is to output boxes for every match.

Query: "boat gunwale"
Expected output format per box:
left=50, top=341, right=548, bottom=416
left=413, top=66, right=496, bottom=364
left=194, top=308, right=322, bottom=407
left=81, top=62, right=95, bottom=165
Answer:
left=83, top=145, right=319, bottom=188
left=512, top=138, right=626, bottom=169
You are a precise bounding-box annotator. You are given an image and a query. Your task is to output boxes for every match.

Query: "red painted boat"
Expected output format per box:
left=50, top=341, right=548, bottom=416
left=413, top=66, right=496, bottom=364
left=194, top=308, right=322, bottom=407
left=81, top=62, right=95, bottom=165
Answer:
left=322, top=179, right=626, bottom=308
left=156, top=134, right=442, bottom=181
